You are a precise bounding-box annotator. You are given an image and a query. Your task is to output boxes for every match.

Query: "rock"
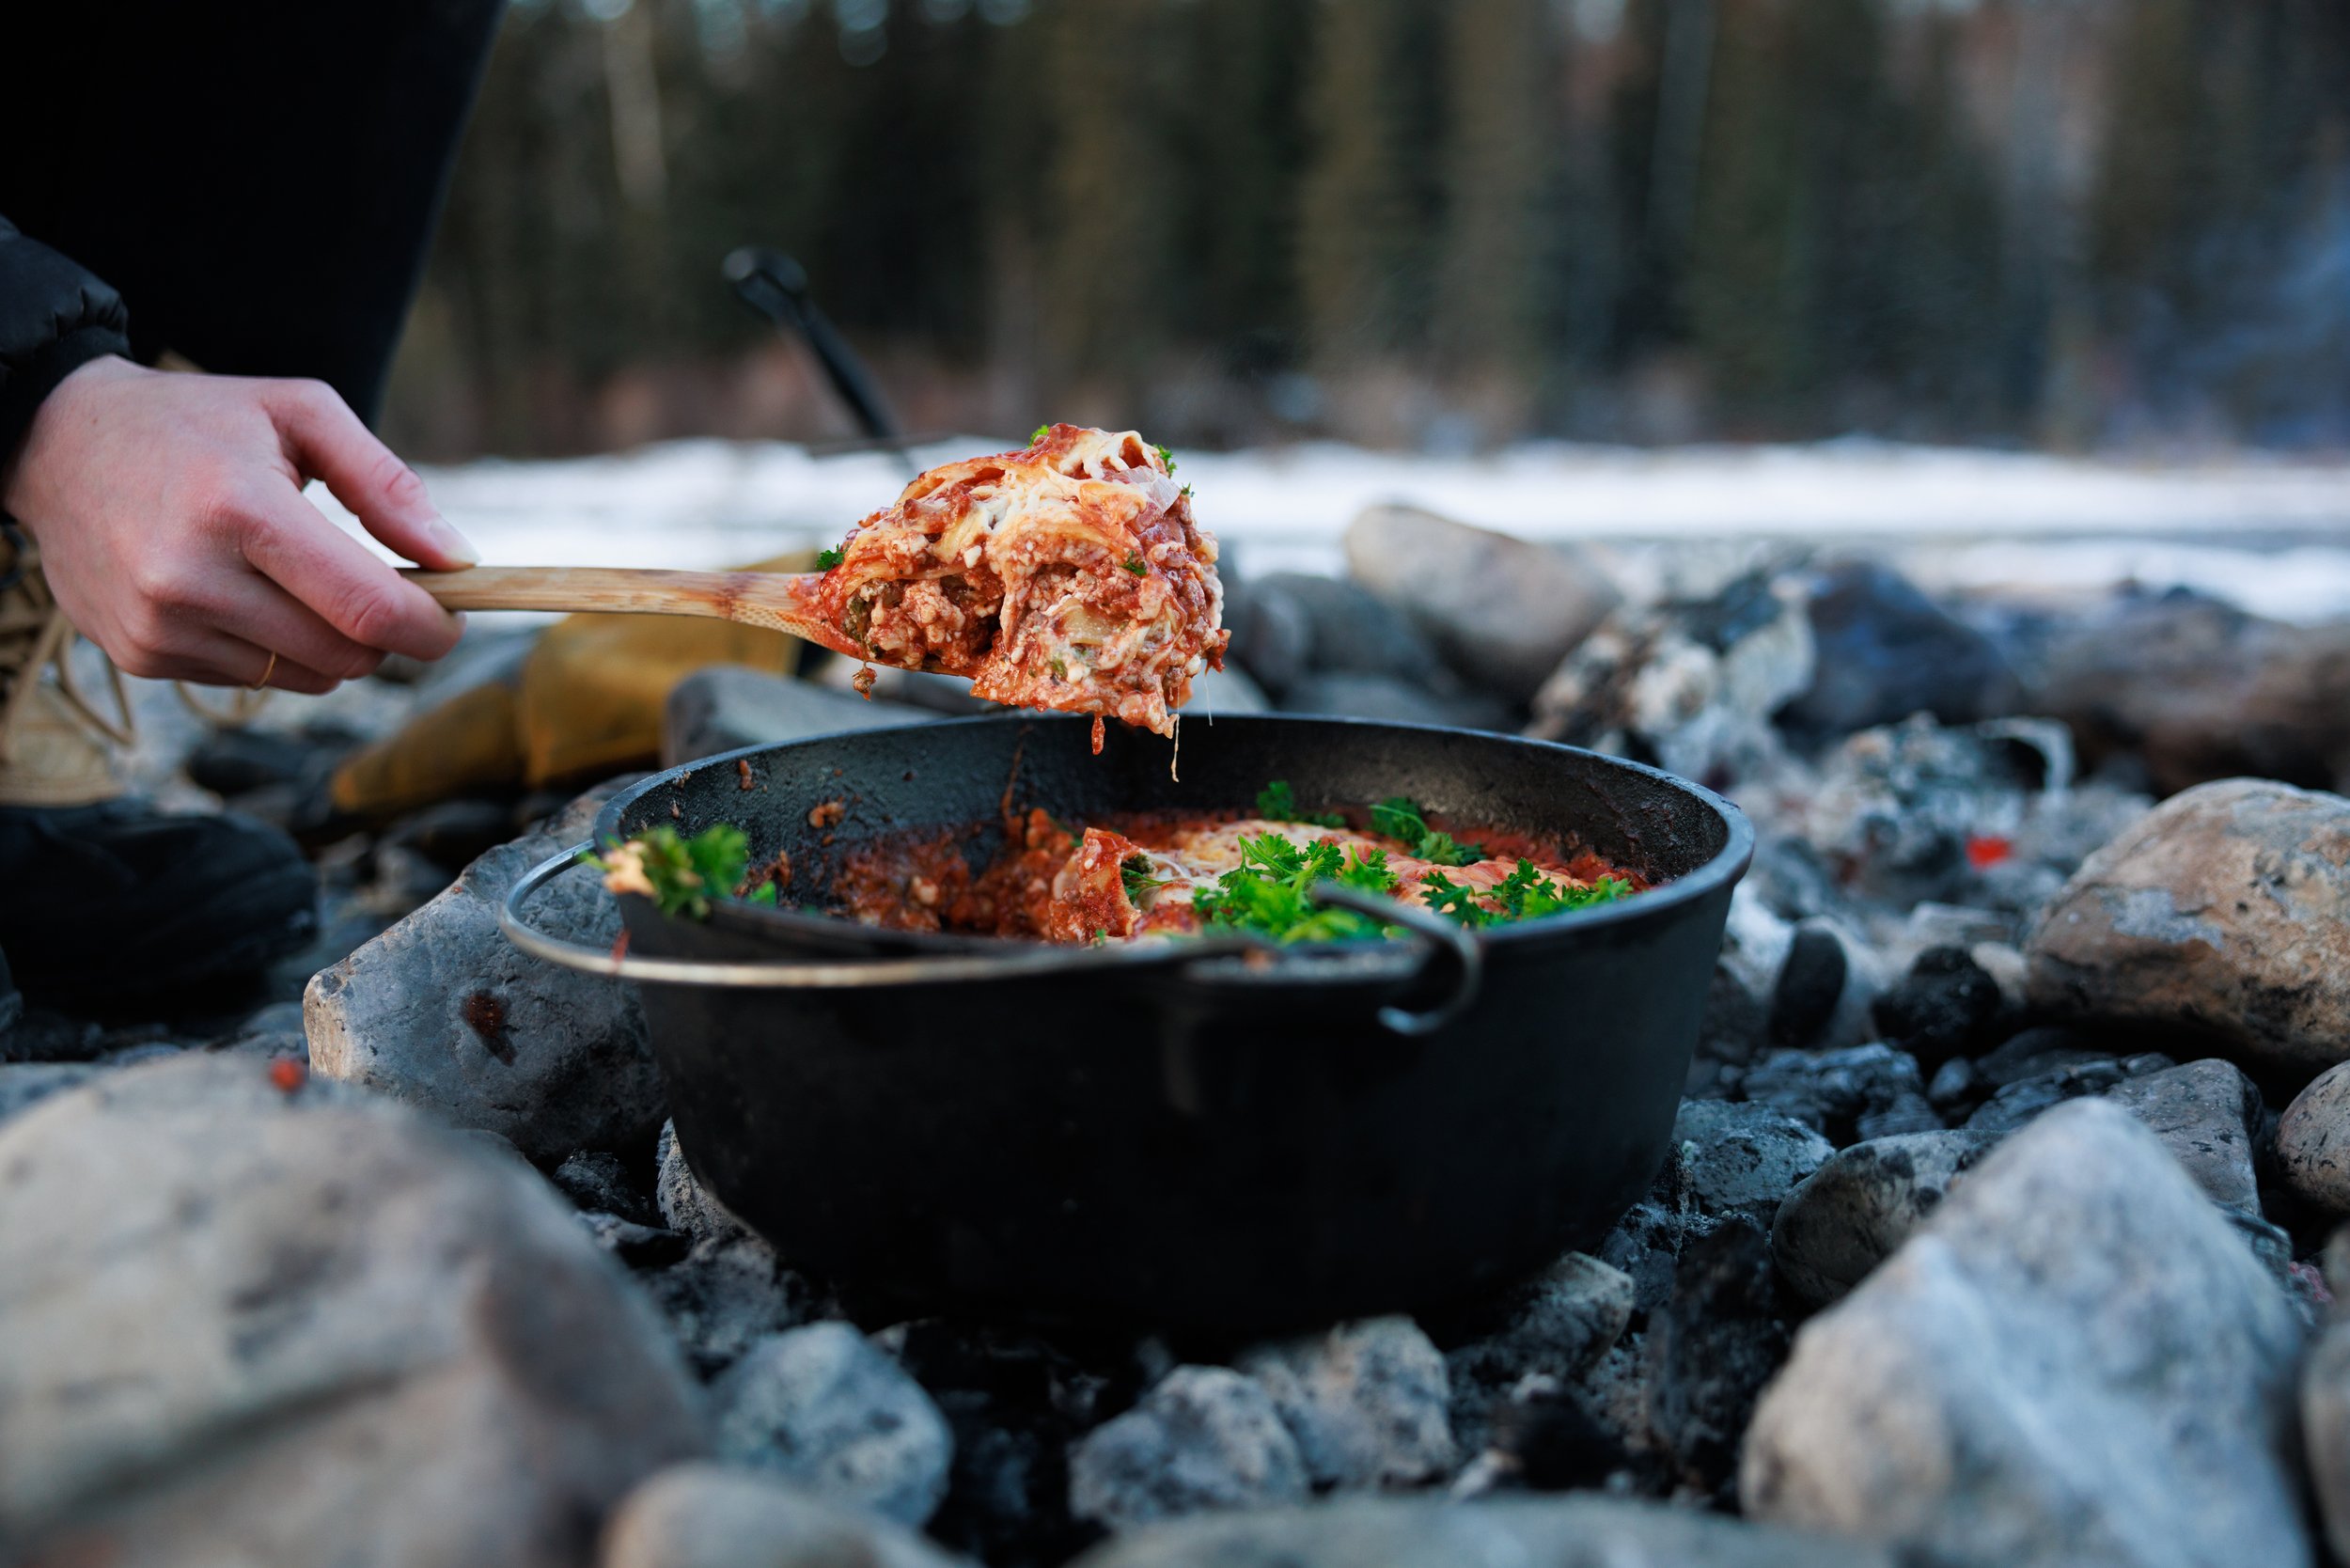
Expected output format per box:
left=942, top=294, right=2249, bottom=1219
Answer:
left=306, top=792, right=664, bottom=1165
left=1742, top=1099, right=2310, bottom=1568
left=0, top=1061, right=97, bottom=1128
left=580, top=1211, right=693, bottom=1269
left=1223, top=575, right=1312, bottom=697
left=1248, top=571, right=1450, bottom=692
left=1186, top=664, right=1270, bottom=715
left=658, top=1118, right=751, bottom=1246
left=647, top=1233, right=816, bottom=1377
left=1964, top=1055, right=2131, bottom=1134
left=1690, top=961, right=1769, bottom=1093
left=1871, top=946, right=2006, bottom=1068
left=1236, top=1318, right=1452, bottom=1489
left=1778, top=559, right=2017, bottom=738
left=710, top=1324, right=954, bottom=1527
left=1275, top=671, right=1511, bottom=729
left=556, top=1149, right=663, bottom=1228
left=1769, top=1131, right=2002, bottom=1308
left=0, top=1054, right=703, bottom=1563
left=2106, top=1058, right=2264, bottom=1213
left=1646, top=1220, right=1788, bottom=1488
left=1457, top=1374, right=1631, bottom=1494
left=1070, top=1494, right=1890, bottom=1568
left=1594, top=1148, right=1720, bottom=1314
left=1768, top=924, right=1847, bottom=1050
left=1067, top=1366, right=1309, bottom=1532
left=2026, top=590, right=2350, bottom=797
left=2027, top=778, right=2350, bottom=1081
left=664, top=666, right=932, bottom=765
left=2298, top=1298, right=2350, bottom=1563
left=2276, top=1060, right=2350, bottom=1215
left=1671, top=1099, right=1834, bottom=1226
left=1343, top=506, right=1619, bottom=700
left=1739, top=1044, right=1939, bottom=1145
left=1444, top=1252, right=1637, bottom=1409
left=1529, top=570, right=1811, bottom=786
left=601, top=1462, right=970, bottom=1568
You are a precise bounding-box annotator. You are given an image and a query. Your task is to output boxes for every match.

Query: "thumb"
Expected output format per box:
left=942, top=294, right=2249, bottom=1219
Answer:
left=268, top=379, right=479, bottom=571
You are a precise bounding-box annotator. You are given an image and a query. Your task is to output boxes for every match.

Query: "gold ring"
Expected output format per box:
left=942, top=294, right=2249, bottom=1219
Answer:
left=251, top=651, right=278, bottom=691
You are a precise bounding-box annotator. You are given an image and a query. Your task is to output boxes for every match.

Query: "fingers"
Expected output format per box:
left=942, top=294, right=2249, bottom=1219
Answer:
left=203, top=572, right=388, bottom=683
left=265, top=379, right=478, bottom=571
left=120, top=627, right=341, bottom=697
left=235, top=480, right=465, bottom=662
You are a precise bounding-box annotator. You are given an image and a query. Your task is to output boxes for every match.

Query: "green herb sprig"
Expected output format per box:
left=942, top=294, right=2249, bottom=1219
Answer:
left=1369, top=796, right=1484, bottom=867
left=1191, top=835, right=1401, bottom=944
left=1031, top=423, right=1053, bottom=444
left=583, top=823, right=778, bottom=920
left=1154, top=443, right=1177, bottom=474
left=1121, top=553, right=1150, bottom=576
left=815, top=545, right=845, bottom=570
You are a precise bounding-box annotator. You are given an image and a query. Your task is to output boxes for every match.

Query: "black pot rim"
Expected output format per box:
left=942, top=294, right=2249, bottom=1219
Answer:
left=597, top=710, right=1754, bottom=959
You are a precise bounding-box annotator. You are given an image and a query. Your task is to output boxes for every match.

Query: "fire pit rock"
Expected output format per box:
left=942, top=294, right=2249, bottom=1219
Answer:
left=710, top=1323, right=954, bottom=1528
left=1769, top=1130, right=2003, bottom=1309
left=2026, top=777, right=2350, bottom=1082
left=601, top=1462, right=969, bottom=1568
left=2274, top=1061, right=2350, bottom=1215
left=1235, top=1317, right=1454, bottom=1490
left=1670, top=1099, right=1836, bottom=1226
left=305, top=791, right=665, bottom=1164
left=1068, top=1366, right=1310, bottom=1532
left=0, top=1053, right=703, bottom=1566
left=1741, top=1099, right=2310, bottom=1568
left=1066, top=1493, right=1893, bottom=1568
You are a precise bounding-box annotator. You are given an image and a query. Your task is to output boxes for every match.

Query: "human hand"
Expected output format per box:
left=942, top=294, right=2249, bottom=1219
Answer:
left=1, top=355, right=475, bottom=693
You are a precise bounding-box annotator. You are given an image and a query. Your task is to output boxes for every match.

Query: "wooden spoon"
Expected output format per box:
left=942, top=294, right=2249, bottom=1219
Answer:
left=403, top=565, right=865, bottom=660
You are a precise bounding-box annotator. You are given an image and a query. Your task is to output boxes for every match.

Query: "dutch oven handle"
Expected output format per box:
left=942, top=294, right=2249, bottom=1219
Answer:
left=501, top=842, right=1482, bottom=1034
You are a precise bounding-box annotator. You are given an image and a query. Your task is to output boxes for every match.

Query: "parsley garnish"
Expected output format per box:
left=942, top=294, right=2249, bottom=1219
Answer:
left=1121, top=853, right=1174, bottom=902
left=815, top=545, right=845, bottom=570
left=1257, top=780, right=1346, bottom=829
left=1421, top=859, right=1633, bottom=928
left=1180, top=484, right=1193, bottom=499
left=1370, top=796, right=1484, bottom=866
left=1121, top=553, right=1149, bottom=576
left=585, top=823, right=768, bottom=920
left=1192, top=834, right=1401, bottom=945
left=1155, top=443, right=1176, bottom=474
left=1031, top=423, right=1053, bottom=445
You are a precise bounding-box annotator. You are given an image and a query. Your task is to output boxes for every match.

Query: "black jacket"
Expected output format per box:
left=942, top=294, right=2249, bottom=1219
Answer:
left=0, top=2, right=504, bottom=466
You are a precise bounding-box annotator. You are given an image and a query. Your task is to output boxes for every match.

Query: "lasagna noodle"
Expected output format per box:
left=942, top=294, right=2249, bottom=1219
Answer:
left=811, top=426, right=1228, bottom=737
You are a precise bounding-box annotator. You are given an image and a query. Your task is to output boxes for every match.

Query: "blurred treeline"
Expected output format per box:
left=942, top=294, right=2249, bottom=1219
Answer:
left=382, top=0, right=2350, bottom=459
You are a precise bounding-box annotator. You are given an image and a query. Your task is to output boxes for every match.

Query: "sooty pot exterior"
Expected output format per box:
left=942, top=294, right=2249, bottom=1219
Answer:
left=599, top=714, right=1749, bottom=1335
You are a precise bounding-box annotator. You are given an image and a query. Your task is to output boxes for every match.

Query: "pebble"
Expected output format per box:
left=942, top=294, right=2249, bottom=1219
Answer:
left=0, top=1061, right=98, bottom=1129
left=1645, top=1220, right=1789, bottom=1490
left=2276, top=1060, right=2350, bottom=1215
left=711, top=1323, right=955, bottom=1527
left=1670, top=1100, right=1835, bottom=1226
left=1066, top=1366, right=1309, bottom=1532
left=556, top=1149, right=664, bottom=1228
left=1246, top=571, right=1450, bottom=693
left=2301, top=1307, right=2350, bottom=1565
left=2027, top=777, right=2350, bottom=1081
left=660, top=666, right=932, bottom=766
left=1742, top=1099, right=2311, bottom=1568
left=1768, top=924, right=1847, bottom=1050
left=2106, top=1058, right=2264, bottom=1213
left=1871, top=946, right=2006, bottom=1067
left=1778, top=559, right=2017, bottom=737
left=1738, top=1043, right=1940, bottom=1146
left=0, top=1054, right=702, bottom=1564
left=646, top=1232, right=817, bottom=1378
left=1236, top=1317, right=1454, bottom=1489
left=601, top=1462, right=971, bottom=1568
left=1274, top=671, right=1512, bottom=730
left=1343, top=505, right=1620, bottom=700
left=1769, top=1131, right=2003, bottom=1309
left=305, top=791, right=666, bottom=1164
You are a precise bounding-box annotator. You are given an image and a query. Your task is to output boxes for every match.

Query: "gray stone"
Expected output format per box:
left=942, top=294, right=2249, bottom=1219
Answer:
left=1183, top=663, right=1270, bottom=714
left=1964, top=1056, right=2131, bottom=1134
left=0, top=1061, right=97, bottom=1128
left=1770, top=1131, right=2002, bottom=1309
left=2105, top=1058, right=2263, bottom=1213
left=662, top=666, right=932, bottom=766
left=2302, top=1301, right=2350, bottom=1564
left=648, top=1233, right=815, bottom=1378
left=578, top=1211, right=692, bottom=1269
left=1448, top=1252, right=1635, bottom=1392
left=1742, top=1099, right=2310, bottom=1568
left=1275, top=671, right=1510, bottom=730
left=1671, top=1099, right=1835, bottom=1226
left=556, top=1148, right=662, bottom=1228
left=2027, top=777, right=2350, bottom=1081
left=306, top=791, right=665, bottom=1165
left=1739, top=1043, right=1939, bottom=1145
left=1235, top=1317, right=1453, bottom=1490
left=1068, top=1366, right=1310, bottom=1532
left=1345, top=506, right=1619, bottom=700
left=1068, top=1494, right=1892, bottom=1568
left=601, top=1462, right=970, bottom=1568
left=0, top=1053, right=703, bottom=1565
left=1645, top=1219, right=1787, bottom=1485
left=710, top=1324, right=953, bottom=1528
left=658, top=1118, right=753, bottom=1246
left=2276, top=1059, right=2350, bottom=1215
left=1248, top=571, right=1447, bottom=692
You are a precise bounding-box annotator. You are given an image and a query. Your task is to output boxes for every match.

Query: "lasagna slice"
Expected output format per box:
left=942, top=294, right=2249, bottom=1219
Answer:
left=809, top=425, right=1227, bottom=738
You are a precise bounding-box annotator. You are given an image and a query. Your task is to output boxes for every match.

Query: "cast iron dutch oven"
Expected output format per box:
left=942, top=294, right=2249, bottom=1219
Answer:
left=506, top=713, right=1750, bottom=1334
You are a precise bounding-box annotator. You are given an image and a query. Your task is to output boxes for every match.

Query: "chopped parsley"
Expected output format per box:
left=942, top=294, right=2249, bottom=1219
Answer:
left=1422, top=861, right=1633, bottom=928
left=585, top=823, right=767, bottom=920
left=1031, top=423, right=1053, bottom=445
left=1370, top=796, right=1484, bottom=867
left=1121, top=553, right=1150, bottom=576
left=1180, top=484, right=1193, bottom=500
left=1121, top=853, right=1175, bottom=902
left=815, top=545, right=845, bottom=570
left=1256, top=779, right=1347, bottom=829
left=1195, top=827, right=1634, bottom=943
left=1155, top=443, right=1177, bottom=474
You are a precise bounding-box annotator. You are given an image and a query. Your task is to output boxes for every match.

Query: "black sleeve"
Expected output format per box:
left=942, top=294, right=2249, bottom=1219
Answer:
left=0, top=216, right=131, bottom=469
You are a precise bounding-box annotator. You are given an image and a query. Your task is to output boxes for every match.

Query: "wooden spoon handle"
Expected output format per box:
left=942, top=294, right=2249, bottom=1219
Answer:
left=401, top=565, right=854, bottom=654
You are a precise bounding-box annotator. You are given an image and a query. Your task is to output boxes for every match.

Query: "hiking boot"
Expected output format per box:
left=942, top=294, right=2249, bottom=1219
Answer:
left=0, top=524, right=317, bottom=1010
